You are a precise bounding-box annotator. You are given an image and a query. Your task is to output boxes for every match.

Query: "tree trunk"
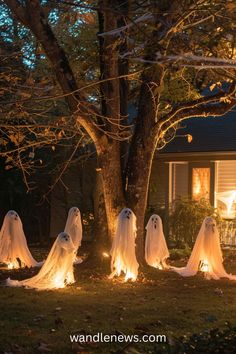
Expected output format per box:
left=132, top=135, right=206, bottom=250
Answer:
left=97, top=140, right=125, bottom=239
left=126, top=135, right=158, bottom=264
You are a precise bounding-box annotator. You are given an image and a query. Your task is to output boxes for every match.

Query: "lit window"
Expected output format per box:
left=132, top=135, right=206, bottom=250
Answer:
left=192, top=168, right=210, bottom=201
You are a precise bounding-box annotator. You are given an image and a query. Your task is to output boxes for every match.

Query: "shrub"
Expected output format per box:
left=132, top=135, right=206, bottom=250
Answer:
left=169, top=198, right=220, bottom=247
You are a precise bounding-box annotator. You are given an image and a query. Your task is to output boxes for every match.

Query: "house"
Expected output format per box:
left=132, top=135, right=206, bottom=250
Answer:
left=149, top=110, right=236, bottom=244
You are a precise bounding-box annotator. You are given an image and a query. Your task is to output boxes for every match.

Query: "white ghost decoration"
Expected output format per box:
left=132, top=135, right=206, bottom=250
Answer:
left=145, top=214, right=169, bottom=269
left=0, top=210, right=42, bottom=269
left=64, top=207, right=82, bottom=264
left=109, top=208, right=139, bottom=281
left=172, top=217, right=236, bottom=280
left=6, top=232, right=76, bottom=290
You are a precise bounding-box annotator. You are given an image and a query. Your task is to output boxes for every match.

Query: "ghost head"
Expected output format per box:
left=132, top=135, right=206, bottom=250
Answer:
left=0, top=210, right=40, bottom=268
left=8, top=210, right=19, bottom=221
left=204, top=217, right=216, bottom=234
left=150, top=214, right=161, bottom=229
left=56, top=232, right=75, bottom=253
left=109, top=208, right=139, bottom=281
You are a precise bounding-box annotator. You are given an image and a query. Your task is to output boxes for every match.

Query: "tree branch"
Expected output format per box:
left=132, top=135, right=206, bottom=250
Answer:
left=157, top=83, right=236, bottom=137
left=4, top=0, right=103, bottom=146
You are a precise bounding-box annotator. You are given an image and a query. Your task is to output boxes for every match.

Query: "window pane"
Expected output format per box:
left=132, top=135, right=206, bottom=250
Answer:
left=192, top=168, right=210, bottom=201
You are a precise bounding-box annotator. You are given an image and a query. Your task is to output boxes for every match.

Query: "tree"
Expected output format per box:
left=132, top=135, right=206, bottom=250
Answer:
left=2, top=0, right=236, bottom=262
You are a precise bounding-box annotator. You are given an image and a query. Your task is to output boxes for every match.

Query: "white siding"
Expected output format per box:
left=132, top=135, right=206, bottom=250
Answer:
left=217, top=160, right=236, bottom=192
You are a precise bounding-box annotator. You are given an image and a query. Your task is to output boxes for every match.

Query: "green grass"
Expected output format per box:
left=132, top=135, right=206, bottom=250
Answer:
left=0, top=248, right=236, bottom=353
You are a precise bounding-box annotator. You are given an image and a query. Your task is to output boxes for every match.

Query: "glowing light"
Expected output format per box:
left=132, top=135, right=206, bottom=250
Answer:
left=216, top=190, right=236, bottom=220
left=65, top=271, right=75, bottom=285
left=53, top=273, right=65, bottom=288
left=152, top=263, right=163, bottom=270
left=124, top=270, right=137, bottom=282
left=102, top=252, right=110, bottom=258
left=200, top=260, right=209, bottom=273
left=7, top=261, right=19, bottom=269
left=192, top=168, right=210, bottom=201
left=110, top=254, right=137, bottom=282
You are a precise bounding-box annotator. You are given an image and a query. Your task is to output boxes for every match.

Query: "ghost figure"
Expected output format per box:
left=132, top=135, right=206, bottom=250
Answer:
left=0, top=210, right=42, bottom=269
left=172, top=217, right=236, bottom=280
left=6, top=232, right=76, bottom=290
left=64, top=207, right=83, bottom=264
left=109, top=208, right=139, bottom=281
left=145, top=214, right=169, bottom=269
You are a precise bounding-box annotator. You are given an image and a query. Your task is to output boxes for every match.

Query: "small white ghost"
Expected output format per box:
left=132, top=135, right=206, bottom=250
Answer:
left=64, top=207, right=83, bottom=266
left=172, top=217, right=236, bottom=280
left=145, top=214, right=169, bottom=269
left=6, top=232, right=76, bottom=290
left=109, top=208, right=139, bottom=281
left=0, top=210, right=42, bottom=269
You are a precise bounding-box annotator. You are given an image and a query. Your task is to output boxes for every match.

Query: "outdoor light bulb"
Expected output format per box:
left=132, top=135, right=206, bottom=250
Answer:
left=200, top=260, right=209, bottom=273
left=102, top=252, right=109, bottom=258
left=54, top=274, right=65, bottom=288
left=7, top=261, right=18, bottom=269
left=151, top=262, right=163, bottom=270
left=125, top=270, right=137, bottom=282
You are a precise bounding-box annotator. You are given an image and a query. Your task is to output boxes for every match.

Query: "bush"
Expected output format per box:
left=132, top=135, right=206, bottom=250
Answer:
left=169, top=198, right=220, bottom=247
left=169, top=247, right=191, bottom=261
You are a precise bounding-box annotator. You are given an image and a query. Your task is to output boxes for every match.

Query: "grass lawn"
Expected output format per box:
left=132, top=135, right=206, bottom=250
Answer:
left=0, top=248, right=236, bottom=353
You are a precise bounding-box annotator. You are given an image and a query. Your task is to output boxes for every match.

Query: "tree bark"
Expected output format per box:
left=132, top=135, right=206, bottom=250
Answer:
left=126, top=134, right=157, bottom=263
left=97, top=139, right=125, bottom=238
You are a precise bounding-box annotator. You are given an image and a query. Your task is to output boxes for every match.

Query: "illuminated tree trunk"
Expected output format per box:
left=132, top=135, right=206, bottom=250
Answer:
left=97, top=140, right=125, bottom=239
left=126, top=135, right=157, bottom=263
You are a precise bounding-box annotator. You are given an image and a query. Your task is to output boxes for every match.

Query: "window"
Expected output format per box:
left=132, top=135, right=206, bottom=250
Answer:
left=192, top=167, right=210, bottom=201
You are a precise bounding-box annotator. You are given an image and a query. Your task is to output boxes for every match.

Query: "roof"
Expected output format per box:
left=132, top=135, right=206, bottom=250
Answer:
left=161, top=109, right=236, bottom=154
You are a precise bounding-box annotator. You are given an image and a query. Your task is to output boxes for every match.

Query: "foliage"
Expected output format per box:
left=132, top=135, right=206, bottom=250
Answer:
left=154, top=323, right=236, bottom=354
left=169, top=247, right=191, bottom=261
left=169, top=198, right=221, bottom=247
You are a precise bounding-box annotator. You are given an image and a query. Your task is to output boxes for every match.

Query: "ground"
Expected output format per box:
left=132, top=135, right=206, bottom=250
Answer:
left=0, top=247, right=236, bottom=354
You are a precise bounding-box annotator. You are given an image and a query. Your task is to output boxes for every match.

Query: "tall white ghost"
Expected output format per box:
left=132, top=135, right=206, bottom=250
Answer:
left=6, top=232, right=75, bottom=290
left=0, top=210, right=42, bottom=269
left=172, top=217, right=236, bottom=280
left=109, top=208, right=139, bottom=281
left=145, top=214, right=169, bottom=269
left=64, top=207, right=83, bottom=267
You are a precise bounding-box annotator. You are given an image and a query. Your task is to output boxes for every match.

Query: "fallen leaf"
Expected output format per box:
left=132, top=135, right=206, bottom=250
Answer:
left=37, top=342, right=52, bottom=353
